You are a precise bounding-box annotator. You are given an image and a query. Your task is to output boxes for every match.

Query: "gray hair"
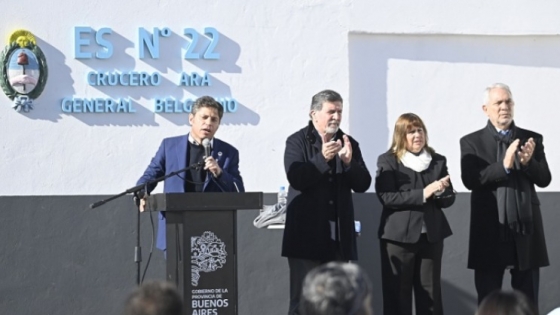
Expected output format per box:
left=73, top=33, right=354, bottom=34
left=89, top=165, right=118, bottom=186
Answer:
left=300, top=262, right=373, bottom=315
left=309, top=90, right=343, bottom=119
left=483, top=83, right=513, bottom=105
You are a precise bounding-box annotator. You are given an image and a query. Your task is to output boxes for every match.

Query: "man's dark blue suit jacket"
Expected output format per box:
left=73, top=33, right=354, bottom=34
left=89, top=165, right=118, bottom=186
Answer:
left=137, top=133, right=244, bottom=250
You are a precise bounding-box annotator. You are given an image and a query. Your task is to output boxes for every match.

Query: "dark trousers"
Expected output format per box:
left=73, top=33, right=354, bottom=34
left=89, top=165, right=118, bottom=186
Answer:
left=474, top=267, right=540, bottom=310
left=380, top=234, right=444, bottom=315
left=287, top=252, right=344, bottom=315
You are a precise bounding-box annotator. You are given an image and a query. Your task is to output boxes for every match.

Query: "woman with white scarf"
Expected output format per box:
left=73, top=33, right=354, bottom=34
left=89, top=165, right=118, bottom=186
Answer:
left=375, top=113, right=455, bottom=315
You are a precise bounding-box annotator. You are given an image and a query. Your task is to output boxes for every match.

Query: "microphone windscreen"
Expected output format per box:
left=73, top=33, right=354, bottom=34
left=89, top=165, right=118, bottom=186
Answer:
left=202, top=138, right=211, bottom=157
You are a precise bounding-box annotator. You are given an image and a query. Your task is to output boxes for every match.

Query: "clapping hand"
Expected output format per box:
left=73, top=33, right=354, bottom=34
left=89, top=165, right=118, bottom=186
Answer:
left=424, top=175, right=451, bottom=199
left=337, top=135, right=353, bottom=165
left=321, top=133, right=342, bottom=162
left=503, top=139, right=520, bottom=170
left=518, top=138, right=535, bottom=165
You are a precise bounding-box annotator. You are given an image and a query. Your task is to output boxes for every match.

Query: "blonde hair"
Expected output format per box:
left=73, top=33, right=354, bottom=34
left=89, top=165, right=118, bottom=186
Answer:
left=390, top=113, right=435, bottom=160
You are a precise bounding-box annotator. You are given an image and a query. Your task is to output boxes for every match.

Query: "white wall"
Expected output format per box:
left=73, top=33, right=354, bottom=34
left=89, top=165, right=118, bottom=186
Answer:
left=2, top=0, right=559, bottom=195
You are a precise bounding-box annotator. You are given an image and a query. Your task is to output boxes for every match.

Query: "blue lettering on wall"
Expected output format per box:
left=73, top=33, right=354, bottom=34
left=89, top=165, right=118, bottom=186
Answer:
left=153, top=97, right=236, bottom=113
left=74, top=27, right=114, bottom=59
left=203, top=27, right=220, bottom=60
left=183, top=28, right=200, bottom=60
left=62, top=97, right=136, bottom=113
left=87, top=71, right=161, bottom=86
left=179, top=72, right=211, bottom=87
left=154, top=98, right=193, bottom=113
left=217, top=98, right=238, bottom=113
left=183, top=27, right=221, bottom=60
left=69, top=26, right=237, bottom=115
left=74, top=27, right=93, bottom=59
left=75, top=26, right=221, bottom=60
left=95, top=27, right=114, bottom=59
left=138, top=27, right=171, bottom=59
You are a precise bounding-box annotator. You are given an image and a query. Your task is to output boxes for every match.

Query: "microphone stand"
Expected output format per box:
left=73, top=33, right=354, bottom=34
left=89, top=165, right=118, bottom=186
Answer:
left=90, top=161, right=204, bottom=286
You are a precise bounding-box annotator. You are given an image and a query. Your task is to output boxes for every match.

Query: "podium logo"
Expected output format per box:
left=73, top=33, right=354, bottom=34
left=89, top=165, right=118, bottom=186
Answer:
left=0, top=30, right=48, bottom=113
left=191, top=231, right=227, bottom=286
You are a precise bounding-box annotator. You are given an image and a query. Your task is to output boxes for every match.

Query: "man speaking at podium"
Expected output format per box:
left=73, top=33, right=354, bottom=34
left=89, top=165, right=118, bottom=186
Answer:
left=136, top=96, right=245, bottom=252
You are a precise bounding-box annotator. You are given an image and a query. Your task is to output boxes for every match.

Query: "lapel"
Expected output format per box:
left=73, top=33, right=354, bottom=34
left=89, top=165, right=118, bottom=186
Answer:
left=479, top=127, right=499, bottom=162
left=477, top=121, right=526, bottom=163
left=397, top=157, right=421, bottom=188
left=306, top=124, right=323, bottom=153
left=514, top=127, right=529, bottom=146
left=176, top=134, right=188, bottom=172
left=424, top=157, right=440, bottom=184
left=382, top=153, right=417, bottom=189
left=212, top=139, right=224, bottom=165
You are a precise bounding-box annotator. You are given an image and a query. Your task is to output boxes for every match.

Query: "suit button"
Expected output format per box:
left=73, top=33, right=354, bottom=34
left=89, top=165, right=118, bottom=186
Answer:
left=329, top=200, right=334, bottom=205
left=328, top=170, right=332, bottom=174
left=329, top=178, right=333, bottom=182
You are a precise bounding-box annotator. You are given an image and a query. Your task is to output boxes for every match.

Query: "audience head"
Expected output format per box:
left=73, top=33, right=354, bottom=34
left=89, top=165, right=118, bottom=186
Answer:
left=476, top=290, right=537, bottom=315
left=124, top=281, right=183, bottom=315
left=300, top=262, right=373, bottom=315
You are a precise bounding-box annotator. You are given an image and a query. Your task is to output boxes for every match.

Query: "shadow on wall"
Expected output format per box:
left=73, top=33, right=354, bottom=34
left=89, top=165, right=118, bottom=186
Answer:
left=16, top=29, right=258, bottom=126
left=14, top=36, right=75, bottom=122
left=347, top=33, right=560, bottom=192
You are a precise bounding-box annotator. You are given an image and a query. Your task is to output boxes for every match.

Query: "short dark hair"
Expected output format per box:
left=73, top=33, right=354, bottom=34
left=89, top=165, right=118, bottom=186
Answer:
left=310, top=90, right=343, bottom=118
left=192, top=96, right=224, bottom=120
left=300, top=262, right=373, bottom=315
left=124, top=281, right=183, bottom=315
left=476, top=290, right=537, bottom=315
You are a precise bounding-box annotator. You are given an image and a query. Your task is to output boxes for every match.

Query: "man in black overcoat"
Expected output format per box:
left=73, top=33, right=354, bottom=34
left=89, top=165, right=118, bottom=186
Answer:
left=281, top=90, right=372, bottom=315
left=460, top=83, right=551, bottom=309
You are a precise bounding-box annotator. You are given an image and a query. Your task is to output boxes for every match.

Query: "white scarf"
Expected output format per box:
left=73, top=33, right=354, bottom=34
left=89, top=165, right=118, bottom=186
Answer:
left=400, top=149, right=432, bottom=172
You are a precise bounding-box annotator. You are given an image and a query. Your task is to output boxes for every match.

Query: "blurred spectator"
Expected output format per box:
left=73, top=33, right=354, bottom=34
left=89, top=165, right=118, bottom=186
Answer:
left=300, top=262, right=373, bottom=315
left=476, top=290, right=537, bottom=315
left=124, top=281, right=183, bottom=315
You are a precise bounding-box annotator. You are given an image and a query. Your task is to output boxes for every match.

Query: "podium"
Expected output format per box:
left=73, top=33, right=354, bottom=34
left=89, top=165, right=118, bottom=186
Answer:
left=149, top=192, right=263, bottom=315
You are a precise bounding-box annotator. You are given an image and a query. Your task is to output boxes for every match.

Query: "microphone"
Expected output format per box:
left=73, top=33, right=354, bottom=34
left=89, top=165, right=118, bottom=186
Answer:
left=202, top=138, right=212, bottom=158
